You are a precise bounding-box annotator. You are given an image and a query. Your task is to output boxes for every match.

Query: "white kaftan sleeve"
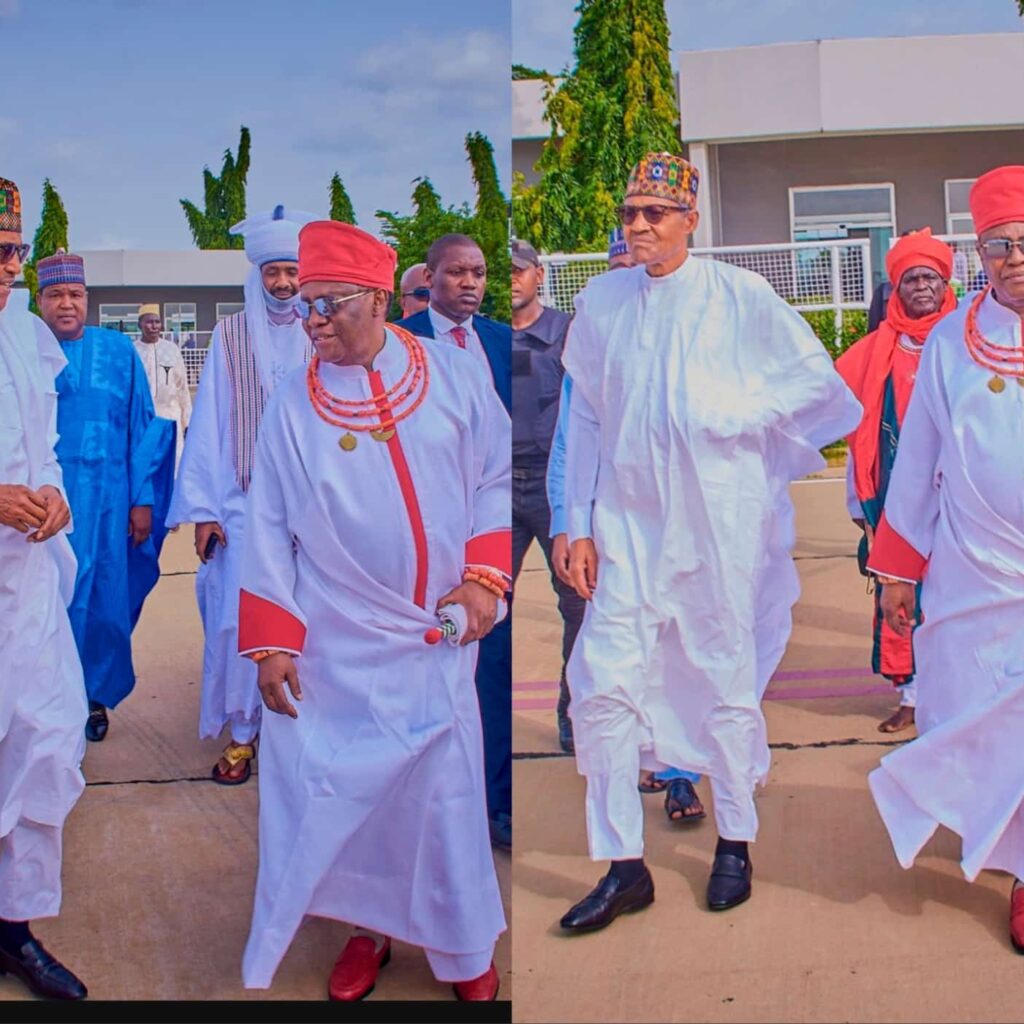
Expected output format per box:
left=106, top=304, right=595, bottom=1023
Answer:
left=174, top=345, right=193, bottom=432
left=166, top=326, right=228, bottom=527
left=565, top=384, right=600, bottom=544
left=845, top=452, right=861, bottom=520
left=237, top=395, right=307, bottom=657
left=465, top=362, right=512, bottom=582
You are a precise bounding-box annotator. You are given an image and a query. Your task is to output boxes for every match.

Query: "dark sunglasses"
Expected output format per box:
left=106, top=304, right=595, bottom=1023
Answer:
left=979, top=238, right=1024, bottom=259
left=615, top=203, right=690, bottom=226
left=401, top=287, right=430, bottom=300
left=0, top=242, right=30, bottom=264
left=296, top=290, right=372, bottom=319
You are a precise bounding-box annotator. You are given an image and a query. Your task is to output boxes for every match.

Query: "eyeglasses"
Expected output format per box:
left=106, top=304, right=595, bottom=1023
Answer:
left=978, top=238, right=1024, bottom=259
left=0, top=242, right=30, bottom=264
left=401, top=287, right=430, bottom=300
left=615, top=203, right=690, bottom=226
left=296, top=290, right=372, bottom=319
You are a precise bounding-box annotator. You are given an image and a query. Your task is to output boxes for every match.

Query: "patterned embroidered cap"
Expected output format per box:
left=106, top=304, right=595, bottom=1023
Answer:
left=624, top=152, right=699, bottom=208
left=608, top=227, right=628, bottom=258
left=0, top=177, right=21, bottom=233
left=37, top=248, right=86, bottom=290
left=139, top=303, right=161, bottom=317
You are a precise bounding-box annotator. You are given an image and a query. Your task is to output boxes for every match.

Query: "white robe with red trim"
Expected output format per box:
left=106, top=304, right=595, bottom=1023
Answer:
left=868, top=292, right=1024, bottom=882
left=236, top=329, right=510, bottom=987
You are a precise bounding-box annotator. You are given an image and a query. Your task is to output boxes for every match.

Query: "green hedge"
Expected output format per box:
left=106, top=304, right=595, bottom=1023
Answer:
left=800, top=308, right=868, bottom=358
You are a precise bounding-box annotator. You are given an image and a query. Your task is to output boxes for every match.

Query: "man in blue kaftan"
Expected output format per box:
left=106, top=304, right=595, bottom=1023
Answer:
left=35, top=250, right=174, bottom=742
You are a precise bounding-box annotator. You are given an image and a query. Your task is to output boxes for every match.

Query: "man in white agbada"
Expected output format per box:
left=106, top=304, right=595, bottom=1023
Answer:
left=0, top=176, right=88, bottom=1000
left=132, top=304, right=191, bottom=469
left=236, top=221, right=509, bottom=1000
left=559, top=152, right=861, bottom=931
left=867, top=164, right=1024, bottom=954
left=167, top=205, right=315, bottom=784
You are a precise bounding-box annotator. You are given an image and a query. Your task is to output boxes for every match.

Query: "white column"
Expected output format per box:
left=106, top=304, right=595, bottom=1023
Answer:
left=688, top=142, right=714, bottom=248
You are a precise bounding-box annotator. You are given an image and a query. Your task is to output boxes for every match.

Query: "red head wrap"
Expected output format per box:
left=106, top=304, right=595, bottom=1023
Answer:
left=969, top=166, right=1024, bottom=237
left=298, top=221, right=397, bottom=290
left=885, top=228, right=953, bottom=289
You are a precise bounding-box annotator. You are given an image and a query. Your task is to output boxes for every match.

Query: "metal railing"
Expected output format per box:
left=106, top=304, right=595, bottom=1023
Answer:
left=540, top=240, right=872, bottom=338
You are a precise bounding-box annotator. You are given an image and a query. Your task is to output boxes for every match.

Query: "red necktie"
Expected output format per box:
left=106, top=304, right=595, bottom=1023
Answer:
left=451, top=326, right=467, bottom=349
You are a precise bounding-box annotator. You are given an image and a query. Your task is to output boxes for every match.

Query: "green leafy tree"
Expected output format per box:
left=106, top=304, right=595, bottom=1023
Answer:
left=180, top=126, right=251, bottom=248
left=465, top=131, right=511, bottom=320
left=513, top=0, right=680, bottom=252
left=329, top=173, right=357, bottom=224
left=23, top=178, right=69, bottom=311
left=377, top=132, right=510, bottom=320
left=512, top=63, right=549, bottom=79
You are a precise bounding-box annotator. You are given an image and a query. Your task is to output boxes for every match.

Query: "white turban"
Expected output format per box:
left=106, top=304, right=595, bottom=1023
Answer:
left=230, top=204, right=318, bottom=267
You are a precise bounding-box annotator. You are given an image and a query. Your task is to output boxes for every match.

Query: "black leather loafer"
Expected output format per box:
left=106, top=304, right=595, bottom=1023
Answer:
left=557, top=712, right=574, bottom=754
left=489, top=813, right=512, bottom=851
left=85, top=702, right=108, bottom=743
left=0, top=939, right=88, bottom=999
left=560, top=868, right=654, bottom=932
left=706, top=853, right=752, bottom=911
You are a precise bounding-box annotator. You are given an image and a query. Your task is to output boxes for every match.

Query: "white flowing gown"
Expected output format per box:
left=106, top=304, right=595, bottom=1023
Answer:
left=563, top=256, right=861, bottom=848
left=237, top=331, right=510, bottom=987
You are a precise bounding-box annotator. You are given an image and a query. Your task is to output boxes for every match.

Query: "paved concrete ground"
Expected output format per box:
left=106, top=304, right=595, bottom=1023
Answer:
left=1, top=530, right=510, bottom=1003
left=512, top=471, right=1023, bottom=1024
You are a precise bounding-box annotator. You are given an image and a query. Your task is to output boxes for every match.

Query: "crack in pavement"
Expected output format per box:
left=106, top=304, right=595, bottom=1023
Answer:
left=84, top=774, right=248, bottom=787
left=513, top=736, right=910, bottom=760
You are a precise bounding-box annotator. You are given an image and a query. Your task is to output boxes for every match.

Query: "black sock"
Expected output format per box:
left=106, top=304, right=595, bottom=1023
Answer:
left=609, top=858, right=646, bottom=885
left=0, top=918, right=32, bottom=955
left=715, top=837, right=749, bottom=863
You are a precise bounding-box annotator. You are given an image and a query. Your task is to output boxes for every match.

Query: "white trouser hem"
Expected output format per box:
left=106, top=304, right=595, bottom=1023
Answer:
left=0, top=821, right=63, bottom=921
left=424, top=945, right=495, bottom=983
left=584, top=770, right=645, bottom=861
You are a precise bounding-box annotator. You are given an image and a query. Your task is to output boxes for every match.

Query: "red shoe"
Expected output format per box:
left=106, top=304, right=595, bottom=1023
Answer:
left=327, top=935, right=391, bottom=1001
left=1011, top=886, right=1024, bottom=954
left=452, top=962, right=499, bottom=1001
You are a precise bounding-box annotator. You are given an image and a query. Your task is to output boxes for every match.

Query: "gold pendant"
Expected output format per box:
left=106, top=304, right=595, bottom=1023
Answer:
left=370, top=427, right=395, bottom=442
left=988, top=375, right=1006, bottom=394
left=338, top=432, right=357, bottom=451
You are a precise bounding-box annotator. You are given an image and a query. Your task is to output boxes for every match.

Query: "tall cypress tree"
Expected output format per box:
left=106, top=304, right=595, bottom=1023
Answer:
left=180, top=126, right=251, bottom=248
left=513, top=0, right=680, bottom=252
left=23, top=178, right=70, bottom=310
left=328, top=173, right=357, bottom=224
left=466, top=131, right=510, bottom=321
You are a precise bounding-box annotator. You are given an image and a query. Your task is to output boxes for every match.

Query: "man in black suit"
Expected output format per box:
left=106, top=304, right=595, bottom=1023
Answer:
left=397, top=234, right=512, bottom=850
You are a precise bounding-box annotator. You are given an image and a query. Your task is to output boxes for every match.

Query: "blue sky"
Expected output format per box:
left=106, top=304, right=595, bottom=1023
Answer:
left=514, top=0, right=1023, bottom=75
left=3, top=0, right=509, bottom=249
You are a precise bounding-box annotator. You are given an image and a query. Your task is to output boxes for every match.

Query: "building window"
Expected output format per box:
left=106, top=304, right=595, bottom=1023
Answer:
left=99, top=303, right=142, bottom=335
left=945, top=179, right=975, bottom=235
left=163, top=302, right=197, bottom=346
left=790, top=184, right=896, bottom=290
left=216, top=302, right=244, bottom=321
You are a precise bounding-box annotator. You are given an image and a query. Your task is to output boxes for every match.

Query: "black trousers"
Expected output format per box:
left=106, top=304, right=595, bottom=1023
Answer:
left=511, top=465, right=587, bottom=720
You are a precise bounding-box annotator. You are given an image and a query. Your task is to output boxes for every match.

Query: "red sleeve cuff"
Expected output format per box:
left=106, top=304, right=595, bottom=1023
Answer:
left=866, top=513, right=927, bottom=582
left=465, top=529, right=512, bottom=578
left=238, top=589, right=307, bottom=654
